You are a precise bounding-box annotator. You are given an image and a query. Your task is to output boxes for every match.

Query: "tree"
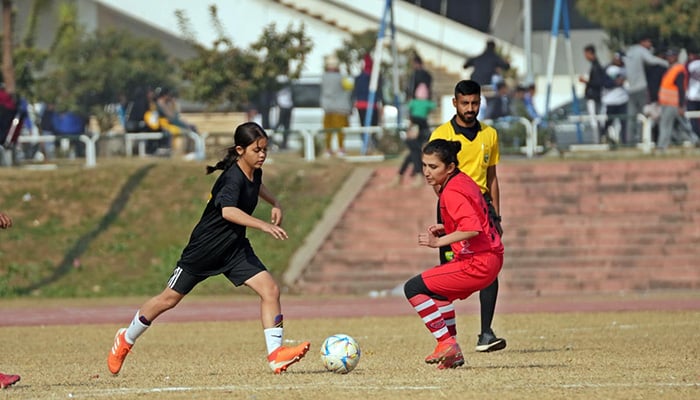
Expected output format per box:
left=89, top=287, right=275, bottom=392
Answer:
left=576, top=0, right=700, bottom=50
left=248, top=22, right=313, bottom=127
left=1, top=0, right=15, bottom=92
left=333, top=29, right=415, bottom=103
left=176, top=4, right=313, bottom=111
left=33, top=2, right=177, bottom=130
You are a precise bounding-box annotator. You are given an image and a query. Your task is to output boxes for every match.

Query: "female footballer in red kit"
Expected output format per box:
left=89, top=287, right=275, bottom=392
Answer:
left=404, top=139, right=504, bottom=369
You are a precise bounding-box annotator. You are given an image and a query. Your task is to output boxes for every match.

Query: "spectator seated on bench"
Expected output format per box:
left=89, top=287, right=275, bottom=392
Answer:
left=122, top=86, right=169, bottom=156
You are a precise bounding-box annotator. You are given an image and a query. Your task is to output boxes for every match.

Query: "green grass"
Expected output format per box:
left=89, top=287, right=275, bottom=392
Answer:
left=0, top=155, right=356, bottom=298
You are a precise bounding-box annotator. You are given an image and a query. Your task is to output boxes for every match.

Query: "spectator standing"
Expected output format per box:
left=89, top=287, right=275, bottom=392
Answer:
left=406, top=54, right=433, bottom=100
left=601, top=52, right=629, bottom=145
left=0, top=84, right=16, bottom=146
left=484, top=81, right=512, bottom=120
left=353, top=54, right=383, bottom=153
left=625, top=36, right=669, bottom=142
left=395, top=82, right=436, bottom=187
left=657, top=48, right=698, bottom=150
left=579, top=44, right=606, bottom=139
left=463, top=40, right=510, bottom=87
left=320, top=55, right=353, bottom=157
left=686, top=51, right=700, bottom=137
left=274, top=78, right=294, bottom=150
left=645, top=48, right=668, bottom=104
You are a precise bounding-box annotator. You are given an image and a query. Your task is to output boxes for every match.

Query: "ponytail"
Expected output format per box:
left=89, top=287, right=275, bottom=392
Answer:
left=205, top=146, right=238, bottom=174
left=205, top=121, right=268, bottom=174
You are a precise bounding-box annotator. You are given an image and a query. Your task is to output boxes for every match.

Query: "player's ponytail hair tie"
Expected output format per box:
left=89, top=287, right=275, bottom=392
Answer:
left=206, top=146, right=238, bottom=174
left=206, top=122, right=269, bottom=174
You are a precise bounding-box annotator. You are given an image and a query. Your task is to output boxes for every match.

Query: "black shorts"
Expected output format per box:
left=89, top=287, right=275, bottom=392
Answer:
left=166, top=253, right=267, bottom=295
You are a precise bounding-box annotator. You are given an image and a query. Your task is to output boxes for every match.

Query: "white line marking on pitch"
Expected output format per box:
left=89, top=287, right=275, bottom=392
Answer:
left=67, top=384, right=443, bottom=398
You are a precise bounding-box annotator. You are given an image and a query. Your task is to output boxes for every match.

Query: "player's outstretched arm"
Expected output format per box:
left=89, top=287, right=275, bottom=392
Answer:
left=221, top=206, right=288, bottom=240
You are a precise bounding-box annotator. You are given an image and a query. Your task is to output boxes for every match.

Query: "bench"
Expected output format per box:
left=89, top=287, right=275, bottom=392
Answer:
left=13, top=132, right=100, bottom=168
left=124, top=132, right=164, bottom=157
left=125, top=130, right=207, bottom=160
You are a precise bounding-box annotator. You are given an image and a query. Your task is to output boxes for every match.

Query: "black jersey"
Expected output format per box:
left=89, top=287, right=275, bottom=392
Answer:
left=177, top=164, right=262, bottom=276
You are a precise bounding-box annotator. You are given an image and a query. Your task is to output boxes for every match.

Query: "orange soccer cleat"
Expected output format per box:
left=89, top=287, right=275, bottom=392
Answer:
left=267, top=341, right=311, bottom=374
left=107, top=328, right=133, bottom=375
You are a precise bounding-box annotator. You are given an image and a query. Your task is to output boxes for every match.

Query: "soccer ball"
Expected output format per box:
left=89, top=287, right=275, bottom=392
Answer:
left=320, top=334, right=361, bottom=374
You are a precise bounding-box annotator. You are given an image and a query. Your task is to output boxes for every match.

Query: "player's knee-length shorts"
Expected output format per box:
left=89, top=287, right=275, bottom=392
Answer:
left=422, top=252, right=503, bottom=302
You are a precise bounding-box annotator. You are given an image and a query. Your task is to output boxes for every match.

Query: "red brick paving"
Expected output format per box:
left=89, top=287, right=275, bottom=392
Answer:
left=1, top=292, right=698, bottom=327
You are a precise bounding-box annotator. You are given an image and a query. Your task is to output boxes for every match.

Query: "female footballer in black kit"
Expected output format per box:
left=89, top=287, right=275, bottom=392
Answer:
left=107, top=122, right=310, bottom=375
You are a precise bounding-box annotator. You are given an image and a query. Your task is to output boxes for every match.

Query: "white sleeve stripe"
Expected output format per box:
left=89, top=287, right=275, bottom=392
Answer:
left=167, top=267, right=182, bottom=288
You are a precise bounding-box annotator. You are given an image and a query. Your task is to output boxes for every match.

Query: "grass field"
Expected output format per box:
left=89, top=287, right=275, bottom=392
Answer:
left=1, top=306, right=698, bottom=399
left=0, top=155, right=355, bottom=297
left=2, top=153, right=699, bottom=399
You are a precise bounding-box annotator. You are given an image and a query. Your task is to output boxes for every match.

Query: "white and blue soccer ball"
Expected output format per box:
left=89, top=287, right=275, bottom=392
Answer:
left=320, top=334, right=361, bottom=374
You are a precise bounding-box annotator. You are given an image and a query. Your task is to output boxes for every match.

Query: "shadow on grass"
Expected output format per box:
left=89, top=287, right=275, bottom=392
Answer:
left=17, top=163, right=156, bottom=295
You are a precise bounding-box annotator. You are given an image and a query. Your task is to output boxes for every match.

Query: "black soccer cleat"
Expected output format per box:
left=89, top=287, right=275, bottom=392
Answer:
left=475, top=332, right=507, bottom=352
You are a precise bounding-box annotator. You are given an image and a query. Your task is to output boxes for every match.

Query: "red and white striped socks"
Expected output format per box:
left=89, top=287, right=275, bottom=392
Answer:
left=408, top=294, right=451, bottom=342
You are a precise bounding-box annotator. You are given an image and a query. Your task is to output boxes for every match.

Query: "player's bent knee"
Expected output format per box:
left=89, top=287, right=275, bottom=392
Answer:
left=404, top=275, right=428, bottom=298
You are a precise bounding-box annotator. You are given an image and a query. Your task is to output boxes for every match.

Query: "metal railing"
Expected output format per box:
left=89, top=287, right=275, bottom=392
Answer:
left=10, top=132, right=100, bottom=168
left=301, top=126, right=387, bottom=162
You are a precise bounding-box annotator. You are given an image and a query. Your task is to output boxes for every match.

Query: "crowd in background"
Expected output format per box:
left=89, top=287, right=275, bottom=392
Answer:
left=476, top=36, right=700, bottom=152
left=3, top=35, right=699, bottom=165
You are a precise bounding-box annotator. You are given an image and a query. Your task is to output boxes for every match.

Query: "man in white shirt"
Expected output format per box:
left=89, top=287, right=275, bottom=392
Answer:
left=602, top=52, right=629, bottom=145
left=687, top=51, right=700, bottom=138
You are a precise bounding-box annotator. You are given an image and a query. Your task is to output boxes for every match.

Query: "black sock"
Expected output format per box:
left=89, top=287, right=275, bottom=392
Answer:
left=480, top=278, right=499, bottom=335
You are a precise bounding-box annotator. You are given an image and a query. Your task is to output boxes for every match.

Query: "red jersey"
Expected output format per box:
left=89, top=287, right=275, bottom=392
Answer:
left=439, top=172, right=504, bottom=258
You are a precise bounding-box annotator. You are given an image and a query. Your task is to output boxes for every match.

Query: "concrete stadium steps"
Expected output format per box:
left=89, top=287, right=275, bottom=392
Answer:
left=296, top=168, right=439, bottom=295
left=294, top=157, right=700, bottom=295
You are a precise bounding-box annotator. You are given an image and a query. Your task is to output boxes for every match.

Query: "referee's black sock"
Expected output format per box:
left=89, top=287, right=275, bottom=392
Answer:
left=479, top=278, right=499, bottom=335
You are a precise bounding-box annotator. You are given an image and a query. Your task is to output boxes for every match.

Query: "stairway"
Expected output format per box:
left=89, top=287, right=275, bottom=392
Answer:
left=294, top=157, right=700, bottom=296
left=499, top=158, right=700, bottom=295
left=295, top=167, right=438, bottom=295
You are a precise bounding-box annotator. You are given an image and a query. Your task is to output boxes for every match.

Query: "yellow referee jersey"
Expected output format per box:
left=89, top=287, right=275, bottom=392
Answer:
left=428, top=119, right=500, bottom=194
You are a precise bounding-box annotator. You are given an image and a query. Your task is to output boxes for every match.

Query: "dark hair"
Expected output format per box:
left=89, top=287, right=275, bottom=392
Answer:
left=206, top=122, right=268, bottom=174
left=423, top=139, right=461, bottom=168
left=454, top=80, right=481, bottom=97
left=584, top=44, right=596, bottom=54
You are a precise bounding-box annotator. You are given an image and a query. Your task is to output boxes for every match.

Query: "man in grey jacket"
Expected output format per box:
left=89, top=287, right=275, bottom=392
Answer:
left=624, top=37, right=668, bottom=143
